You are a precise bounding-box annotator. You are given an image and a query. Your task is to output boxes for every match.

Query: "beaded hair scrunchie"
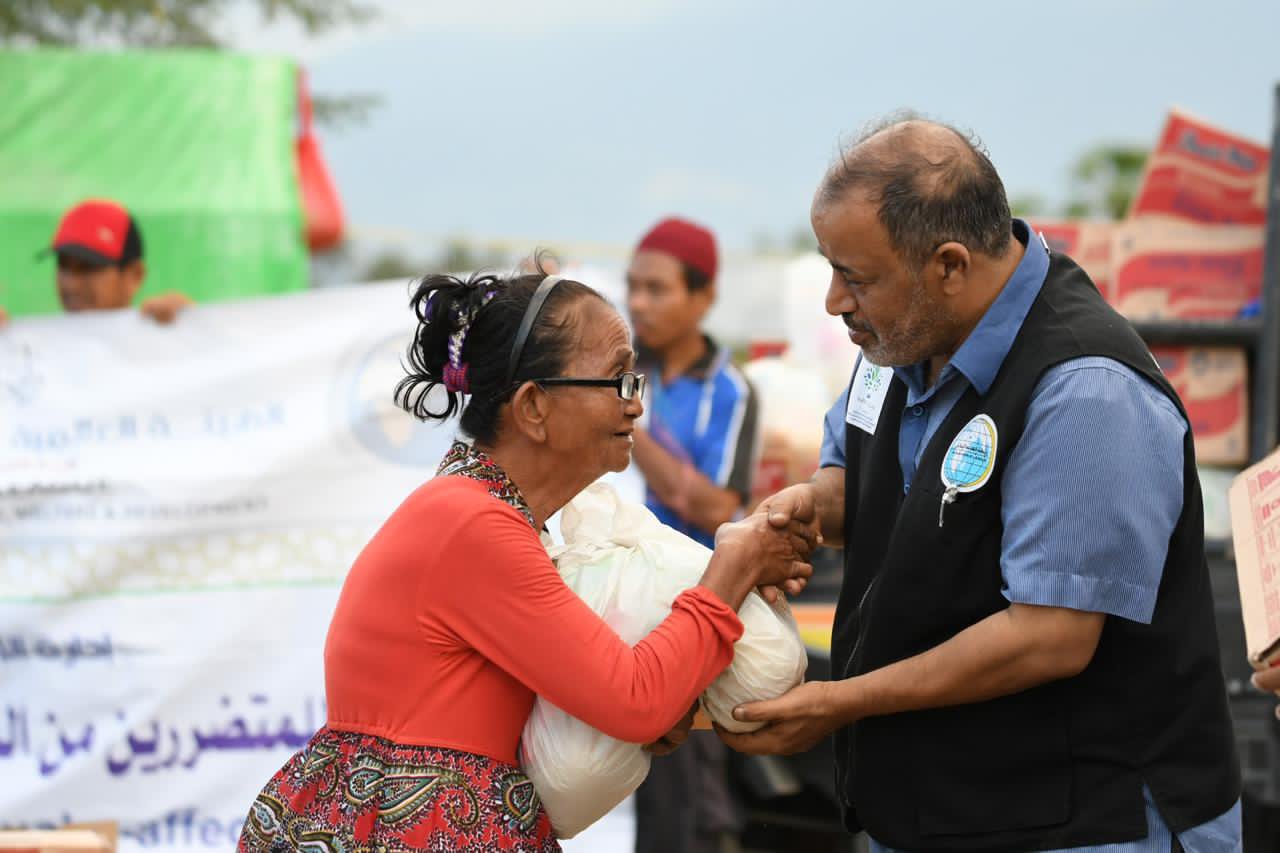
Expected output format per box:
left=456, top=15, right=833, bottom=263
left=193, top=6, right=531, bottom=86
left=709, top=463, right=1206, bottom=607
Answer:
left=442, top=289, right=497, bottom=394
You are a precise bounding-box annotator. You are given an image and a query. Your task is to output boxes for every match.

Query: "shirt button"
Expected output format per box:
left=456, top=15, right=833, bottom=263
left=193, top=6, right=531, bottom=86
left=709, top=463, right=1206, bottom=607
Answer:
left=911, top=405, right=925, bottom=417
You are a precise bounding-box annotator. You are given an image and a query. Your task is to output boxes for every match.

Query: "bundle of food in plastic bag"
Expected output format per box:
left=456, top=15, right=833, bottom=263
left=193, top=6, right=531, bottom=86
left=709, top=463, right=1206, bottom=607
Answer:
left=520, top=482, right=807, bottom=838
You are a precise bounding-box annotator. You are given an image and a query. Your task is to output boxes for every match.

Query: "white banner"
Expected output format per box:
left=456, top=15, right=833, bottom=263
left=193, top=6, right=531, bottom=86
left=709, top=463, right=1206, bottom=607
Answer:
left=0, top=283, right=638, bottom=849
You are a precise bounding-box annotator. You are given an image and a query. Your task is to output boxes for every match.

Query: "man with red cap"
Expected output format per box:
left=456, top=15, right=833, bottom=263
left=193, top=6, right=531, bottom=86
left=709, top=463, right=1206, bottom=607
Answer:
left=626, top=216, right=760, bottom=853
left=0, top=199, right=190, bottom=325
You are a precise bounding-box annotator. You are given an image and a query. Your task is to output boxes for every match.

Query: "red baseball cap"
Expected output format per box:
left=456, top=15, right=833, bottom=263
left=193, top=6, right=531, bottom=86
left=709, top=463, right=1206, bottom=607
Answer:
left=635, top=216, right=718, bottom=282
left=45, top=199, right=143, bottom=266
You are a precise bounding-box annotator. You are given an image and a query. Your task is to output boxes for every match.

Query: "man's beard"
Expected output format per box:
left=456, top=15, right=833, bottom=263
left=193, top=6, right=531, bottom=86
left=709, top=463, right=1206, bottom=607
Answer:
left=858, top=279, right=953, bottom=368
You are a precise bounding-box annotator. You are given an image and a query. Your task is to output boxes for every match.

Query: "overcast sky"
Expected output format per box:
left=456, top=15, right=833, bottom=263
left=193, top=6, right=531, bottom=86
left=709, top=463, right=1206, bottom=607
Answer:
left=233, top=0, right=1280, bottom=255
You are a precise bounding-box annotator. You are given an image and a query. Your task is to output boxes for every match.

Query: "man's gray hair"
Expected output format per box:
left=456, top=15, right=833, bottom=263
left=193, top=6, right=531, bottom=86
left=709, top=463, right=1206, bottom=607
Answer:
left=818, top=112, right=1013, bottom=266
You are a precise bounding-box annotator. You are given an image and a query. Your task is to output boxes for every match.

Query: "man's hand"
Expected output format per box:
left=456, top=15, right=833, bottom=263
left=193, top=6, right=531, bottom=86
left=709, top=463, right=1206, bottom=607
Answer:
left=139, top=292, right=193, bottom=324
left=1253, top=667, right=1280, bottom=719
left=0, top=305, right=8, bottom=327
left=643, top=702, right=699, bottom=756
left=755, top=482, right=819, bottom=530
left=715, top=681, right=846, bottom=756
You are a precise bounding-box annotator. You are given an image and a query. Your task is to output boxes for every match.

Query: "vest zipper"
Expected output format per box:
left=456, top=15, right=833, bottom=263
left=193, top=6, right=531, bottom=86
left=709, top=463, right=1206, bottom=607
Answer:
left=843, top=575, right=880, bottom=678
left=837, top=573, right=879, bottom=806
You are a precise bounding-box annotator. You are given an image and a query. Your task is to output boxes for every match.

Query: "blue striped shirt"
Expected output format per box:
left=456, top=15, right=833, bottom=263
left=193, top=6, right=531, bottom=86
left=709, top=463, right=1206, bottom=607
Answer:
left=640, top=337, right=759, bottom=548
left=819, top=220, right=1241, bottom=852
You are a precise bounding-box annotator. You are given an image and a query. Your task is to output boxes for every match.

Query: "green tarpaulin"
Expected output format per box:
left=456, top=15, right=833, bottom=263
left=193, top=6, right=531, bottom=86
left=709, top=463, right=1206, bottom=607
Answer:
left=0, top=49, right=307, bottom=316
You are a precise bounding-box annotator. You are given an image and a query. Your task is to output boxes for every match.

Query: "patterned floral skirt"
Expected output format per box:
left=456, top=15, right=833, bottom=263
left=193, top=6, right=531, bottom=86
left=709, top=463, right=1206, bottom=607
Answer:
left=238, top=727, right=559, bottom=852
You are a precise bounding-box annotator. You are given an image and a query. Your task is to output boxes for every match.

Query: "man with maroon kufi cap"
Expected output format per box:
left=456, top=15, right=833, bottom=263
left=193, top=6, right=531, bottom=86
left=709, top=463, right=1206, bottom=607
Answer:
left=626, top=216, right=760, bottom=853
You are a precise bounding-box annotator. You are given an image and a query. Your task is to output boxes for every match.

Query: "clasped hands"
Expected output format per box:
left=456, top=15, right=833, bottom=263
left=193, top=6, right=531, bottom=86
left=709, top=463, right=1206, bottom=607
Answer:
left=712, top=483, right=822, bottom=602
left=720, top=482, right=850, bottom=756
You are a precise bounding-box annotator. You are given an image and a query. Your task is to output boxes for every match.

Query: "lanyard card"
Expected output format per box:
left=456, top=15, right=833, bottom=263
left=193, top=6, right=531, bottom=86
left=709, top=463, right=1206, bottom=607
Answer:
left=845, top=357, right=893, bottom=435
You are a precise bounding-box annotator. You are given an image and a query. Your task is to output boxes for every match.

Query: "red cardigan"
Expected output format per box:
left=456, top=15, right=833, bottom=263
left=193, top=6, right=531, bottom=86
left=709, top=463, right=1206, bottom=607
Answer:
left=323, top=475, right=744, bottom=764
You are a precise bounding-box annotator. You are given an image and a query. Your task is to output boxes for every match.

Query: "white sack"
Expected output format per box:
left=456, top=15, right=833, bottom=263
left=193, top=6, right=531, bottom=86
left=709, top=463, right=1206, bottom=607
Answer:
left=520, top=483, right=807, bottom=838
left=703, top=592, right=808, bottom=734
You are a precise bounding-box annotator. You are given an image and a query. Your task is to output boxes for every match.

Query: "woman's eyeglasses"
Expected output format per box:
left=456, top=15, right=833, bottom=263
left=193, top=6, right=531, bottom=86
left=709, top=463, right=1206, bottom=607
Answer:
left=533, top=371, right=647, bottom=401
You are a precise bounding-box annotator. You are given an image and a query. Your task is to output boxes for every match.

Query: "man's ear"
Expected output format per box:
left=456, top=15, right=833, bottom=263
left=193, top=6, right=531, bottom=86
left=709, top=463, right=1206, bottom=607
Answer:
left=124, top=260, right=146, bottom=301
left=507, top=381, right=550, bottom=443
left=931, top=242, right=970, bottom=296
left=690, top=280, right=716, bottom=320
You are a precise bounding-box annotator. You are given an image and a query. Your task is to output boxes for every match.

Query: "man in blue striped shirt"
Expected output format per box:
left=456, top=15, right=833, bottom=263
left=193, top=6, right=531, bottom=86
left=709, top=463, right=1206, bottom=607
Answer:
left=719, top=117, right=1241, bottom=852
left=627, top=217, right=759, bottom=551
left=626, top=216, right=760, bottom=853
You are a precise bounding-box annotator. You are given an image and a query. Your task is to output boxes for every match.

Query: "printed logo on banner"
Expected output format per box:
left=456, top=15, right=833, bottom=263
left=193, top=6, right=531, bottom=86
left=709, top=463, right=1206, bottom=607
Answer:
left=337, top=332, right=453, bottom=467
left=0, top=337, right=44, bottom=408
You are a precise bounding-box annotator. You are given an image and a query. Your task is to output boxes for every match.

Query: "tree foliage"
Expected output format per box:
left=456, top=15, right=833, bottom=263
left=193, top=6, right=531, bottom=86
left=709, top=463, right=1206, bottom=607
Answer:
left=0, top=1, right=378, bottom=125
left=353, top=240, right=514, bottom=283
left=1011, top=145, right=1150, bottom=221
left=1008, top=193, right=1048, bottom=218
left=1064, top=144, right=1149, bottom=220
left=0, top=0, right=373, bottom=48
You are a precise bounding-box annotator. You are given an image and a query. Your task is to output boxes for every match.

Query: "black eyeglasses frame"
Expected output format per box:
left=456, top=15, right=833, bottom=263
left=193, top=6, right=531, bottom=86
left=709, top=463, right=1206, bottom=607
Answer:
left=531, top=371, right=647, bottom=401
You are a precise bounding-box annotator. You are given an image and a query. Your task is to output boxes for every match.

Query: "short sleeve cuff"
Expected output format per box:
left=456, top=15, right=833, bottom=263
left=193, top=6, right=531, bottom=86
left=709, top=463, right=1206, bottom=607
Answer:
left=1002, top=571, right=1158, bottom=624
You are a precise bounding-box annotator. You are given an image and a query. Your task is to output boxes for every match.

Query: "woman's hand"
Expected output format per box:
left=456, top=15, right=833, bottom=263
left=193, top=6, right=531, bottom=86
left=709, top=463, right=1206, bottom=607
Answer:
left=753, top=483, right=825, bottom=602
left=702, top=514, right=814, bottom=609
left=642, top=702, right=699, bottom=756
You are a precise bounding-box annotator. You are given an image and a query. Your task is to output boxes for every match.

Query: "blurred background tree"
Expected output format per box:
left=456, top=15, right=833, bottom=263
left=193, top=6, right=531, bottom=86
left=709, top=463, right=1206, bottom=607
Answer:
left=1008, top=192, right=1048, bottom=218
left=0, top=0, right=379, bottom=125
left=1063, top=144, right=1149, bottom=220
left=350, top=239, right=513, bottom=282
left=1008, top=145, right=1149, bottom=221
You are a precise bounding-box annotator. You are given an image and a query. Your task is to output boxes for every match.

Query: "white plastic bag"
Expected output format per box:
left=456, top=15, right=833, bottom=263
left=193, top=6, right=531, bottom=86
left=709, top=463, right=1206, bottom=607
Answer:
left=520, top=482, right=807, bottom=837
left=703, top=592, right=808, bottom=734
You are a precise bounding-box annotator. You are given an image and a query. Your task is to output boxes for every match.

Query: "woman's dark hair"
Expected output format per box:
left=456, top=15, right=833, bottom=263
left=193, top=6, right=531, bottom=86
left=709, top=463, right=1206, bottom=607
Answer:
left=395, top=265, right=605, bottom=444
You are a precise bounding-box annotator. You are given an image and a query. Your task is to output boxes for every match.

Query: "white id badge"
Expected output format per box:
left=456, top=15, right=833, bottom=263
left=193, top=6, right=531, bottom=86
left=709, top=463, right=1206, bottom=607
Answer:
left=845, top=357, right=893, bottom=435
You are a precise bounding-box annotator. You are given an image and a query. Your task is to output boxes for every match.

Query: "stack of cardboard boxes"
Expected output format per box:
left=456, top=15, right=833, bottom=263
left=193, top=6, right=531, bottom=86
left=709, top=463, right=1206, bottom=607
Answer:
left=1033, top=108, right=1271, bottom=472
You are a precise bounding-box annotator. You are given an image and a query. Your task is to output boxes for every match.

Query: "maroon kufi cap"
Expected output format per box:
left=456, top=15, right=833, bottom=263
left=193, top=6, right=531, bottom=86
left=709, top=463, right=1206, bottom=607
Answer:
left=635, top=217, right=718, bottom=282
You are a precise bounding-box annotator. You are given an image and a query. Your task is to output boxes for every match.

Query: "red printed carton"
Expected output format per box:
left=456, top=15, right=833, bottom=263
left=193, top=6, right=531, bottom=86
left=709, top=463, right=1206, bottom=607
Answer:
left=1029, top=220, right=1115, bottom=300
left=1130, top=108, right=1270, bottom=225
left=1152, top=346, right=1249, bottom=466
left=1110, top=217, right=1264, bottom=320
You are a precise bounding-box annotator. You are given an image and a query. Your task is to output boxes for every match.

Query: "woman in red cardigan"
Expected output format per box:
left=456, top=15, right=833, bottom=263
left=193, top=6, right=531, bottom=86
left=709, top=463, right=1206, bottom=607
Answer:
left=237, top=268, right=814, bottom=852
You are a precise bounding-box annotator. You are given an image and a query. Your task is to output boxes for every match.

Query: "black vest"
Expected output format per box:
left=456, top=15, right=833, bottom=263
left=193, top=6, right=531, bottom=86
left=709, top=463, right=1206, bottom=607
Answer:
left=832, top=253, right=1241, bottom=851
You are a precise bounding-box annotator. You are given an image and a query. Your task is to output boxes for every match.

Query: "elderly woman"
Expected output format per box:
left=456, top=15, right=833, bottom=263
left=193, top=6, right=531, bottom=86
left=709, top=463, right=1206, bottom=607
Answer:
left=237, top=270, right=813, bottom=851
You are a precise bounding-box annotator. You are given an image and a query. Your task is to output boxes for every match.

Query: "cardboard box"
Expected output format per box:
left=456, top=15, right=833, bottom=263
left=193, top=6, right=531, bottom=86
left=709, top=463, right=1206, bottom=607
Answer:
left=1130, top=108, right=1270, bottom=225
left=1111, top=217, right=1264, bottom=320
left=1029, top=220, right=1115, bottom=300
left=1152, top=346, right=1249, bottom=466
left=0, top=829, right=113, bottom=852
left=749, top=429, right=822, bottom=512
left=62, top=826, right=114, bottom=852
left=742, top=357, right=829, bottom=511
left=1229, top=446, right=1280, bottom=668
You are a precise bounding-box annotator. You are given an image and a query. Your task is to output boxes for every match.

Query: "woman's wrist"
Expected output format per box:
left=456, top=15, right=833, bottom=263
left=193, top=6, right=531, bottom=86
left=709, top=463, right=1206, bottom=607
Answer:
left=698, top=544, right=755, bottom=611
